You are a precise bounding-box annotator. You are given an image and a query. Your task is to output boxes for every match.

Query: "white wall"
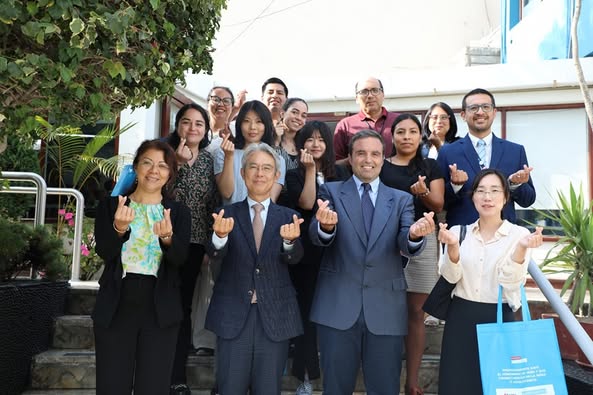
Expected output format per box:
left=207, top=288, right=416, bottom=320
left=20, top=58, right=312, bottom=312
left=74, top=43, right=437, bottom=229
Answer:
left=118, top=102, right=161, bottom=162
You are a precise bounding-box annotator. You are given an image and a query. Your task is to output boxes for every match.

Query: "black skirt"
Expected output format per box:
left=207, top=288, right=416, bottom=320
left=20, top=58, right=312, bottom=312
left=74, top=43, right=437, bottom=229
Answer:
left=438, top=296, right=515, bottom=395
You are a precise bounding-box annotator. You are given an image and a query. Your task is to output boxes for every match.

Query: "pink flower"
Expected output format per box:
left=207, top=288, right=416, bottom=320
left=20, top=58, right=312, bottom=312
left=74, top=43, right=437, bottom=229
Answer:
left=68, top=219, right=74, bottom=226
left=81, top=244, right=90, bottom=256
left=65, top=212, right=73, bottom=220
left=58, top=209, right=66, bottom=216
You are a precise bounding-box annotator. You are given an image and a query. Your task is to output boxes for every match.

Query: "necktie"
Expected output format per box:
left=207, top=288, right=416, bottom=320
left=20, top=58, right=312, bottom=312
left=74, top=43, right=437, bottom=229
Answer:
left=361, top=183, right=374, bottom=237
left=477, top=139, right=487, bottom=169
left=252, top=203, right=264, bottom=252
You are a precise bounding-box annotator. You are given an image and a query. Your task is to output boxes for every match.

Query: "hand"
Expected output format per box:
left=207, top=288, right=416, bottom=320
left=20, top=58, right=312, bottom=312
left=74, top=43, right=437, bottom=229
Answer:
left=280, top=214, right=304, bottom=241
left=437, top=222, right=459, bottom=246
left=509, top=165, right=534, bottom=185
left=409, top=212, right=436, bottom=240
left=274, top=119, right=288, bottom=140
left=449, top=163, right=468, bottom=186
left=315, top=199, right=338, bottom=233
left=300, top=148, right=315, bottom=169
left=212, top=209, right=234, bottom=238
left=220, top=133, right=235, bottom=157
left=234, top=89, right=247, bottom=111
left=114, top=195, right=134, bottom=232
left=518, top=226, right=544, bottom=248
left=410, top=175, right=429, bottom=196
left=153, top=208, right=173, bottom=239
left=428, top=131, right=443, bottom=148
left=176, top=137, right=193, bottom=164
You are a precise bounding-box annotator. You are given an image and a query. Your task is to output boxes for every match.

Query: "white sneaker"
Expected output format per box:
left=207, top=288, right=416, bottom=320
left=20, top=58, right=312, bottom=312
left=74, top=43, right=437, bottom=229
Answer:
left=424, top=315, right=440, bottom=326
left=295, top=381, right=313, bottom=395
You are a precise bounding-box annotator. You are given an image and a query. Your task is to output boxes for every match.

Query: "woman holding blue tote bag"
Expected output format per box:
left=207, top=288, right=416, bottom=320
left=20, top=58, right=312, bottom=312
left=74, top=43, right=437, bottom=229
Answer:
left=436, top=169, right=544, bottom=395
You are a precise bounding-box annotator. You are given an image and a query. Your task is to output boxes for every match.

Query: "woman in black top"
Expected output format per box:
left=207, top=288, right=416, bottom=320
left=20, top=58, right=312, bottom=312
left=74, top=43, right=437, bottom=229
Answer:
left=93, top=140, right=191, bottom=395
left=285, top=120, right=350, bottom=394
left=379, top=113, right=444, bottom=395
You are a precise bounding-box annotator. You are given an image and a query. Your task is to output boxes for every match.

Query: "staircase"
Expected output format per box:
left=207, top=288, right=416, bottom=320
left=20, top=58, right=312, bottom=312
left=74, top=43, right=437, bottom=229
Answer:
left=24, top=286, right=443, bottom=394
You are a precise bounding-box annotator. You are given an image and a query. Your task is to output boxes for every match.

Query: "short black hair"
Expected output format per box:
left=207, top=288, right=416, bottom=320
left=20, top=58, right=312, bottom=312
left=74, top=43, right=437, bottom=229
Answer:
left=261, top=77, right=288, bottom=96
left=282, top=97, right=308, bottom=112
left=348, top=129, right=384, bottom=156
left=462, top=88, right=496, bottom=110
left=355, top=78, right=384, bottom=93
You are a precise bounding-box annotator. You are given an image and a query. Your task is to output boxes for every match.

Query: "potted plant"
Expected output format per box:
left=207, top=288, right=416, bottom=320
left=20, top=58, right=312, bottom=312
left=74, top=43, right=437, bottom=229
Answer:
left=538, top=183, right=593, bottom=366
left=0, top=217, right=69, bottom=394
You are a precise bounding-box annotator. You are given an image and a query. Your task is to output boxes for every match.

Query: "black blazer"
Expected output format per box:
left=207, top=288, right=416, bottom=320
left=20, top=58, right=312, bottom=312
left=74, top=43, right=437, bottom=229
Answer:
left=92, top=196, right=191, bottom=329
left=205, top=200, right=304, bottom=342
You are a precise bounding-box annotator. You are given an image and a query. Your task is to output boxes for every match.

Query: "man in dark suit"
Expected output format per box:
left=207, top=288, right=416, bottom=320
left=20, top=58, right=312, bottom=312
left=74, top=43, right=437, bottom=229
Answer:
left=437, top=88, right=536, bottom=226
left=205, top=143, right=304, bottom=395
left=310, top=130, right=436, bottom=394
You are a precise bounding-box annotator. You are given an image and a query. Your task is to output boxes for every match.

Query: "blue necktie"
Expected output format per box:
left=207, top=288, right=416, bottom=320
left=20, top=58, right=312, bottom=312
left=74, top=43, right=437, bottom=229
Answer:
left=361, top=183, right=374, bottom=237
left=477, top=139, right=487, bottom=169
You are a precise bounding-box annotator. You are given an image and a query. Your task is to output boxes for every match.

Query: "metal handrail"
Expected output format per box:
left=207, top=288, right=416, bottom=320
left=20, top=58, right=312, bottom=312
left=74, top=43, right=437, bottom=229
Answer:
left=528, top=259, right=593, bottom=363
left=0, top=171, right=47, bottom=226
left=0, top=186, right=84, bottom=282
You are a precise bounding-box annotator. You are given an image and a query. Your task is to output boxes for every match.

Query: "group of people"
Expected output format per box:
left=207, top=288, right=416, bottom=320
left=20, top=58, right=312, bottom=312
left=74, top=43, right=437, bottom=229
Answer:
left=91, top=76, right=545, bottom=395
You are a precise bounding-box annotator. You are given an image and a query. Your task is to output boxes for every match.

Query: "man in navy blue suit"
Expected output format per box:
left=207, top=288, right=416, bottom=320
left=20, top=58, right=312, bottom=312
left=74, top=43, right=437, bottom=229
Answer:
left=205, top=143, right=304, bottom=395
left=437, top=88, right=536, bottom=226
left=310, top=130, right=436, bottom=395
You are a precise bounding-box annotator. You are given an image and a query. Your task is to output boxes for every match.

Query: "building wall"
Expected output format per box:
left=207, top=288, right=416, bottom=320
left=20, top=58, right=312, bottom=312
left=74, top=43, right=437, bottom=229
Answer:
left=503, top=0, right=593, bottom=63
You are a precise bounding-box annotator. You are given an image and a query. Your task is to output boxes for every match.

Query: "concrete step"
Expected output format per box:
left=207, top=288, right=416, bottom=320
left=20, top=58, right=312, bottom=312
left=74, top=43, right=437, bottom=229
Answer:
left=51, top=314, right=445, bottom=354
left=30, top=349, right=441, bottom=394
left=53, top=315, right=94, bottom=349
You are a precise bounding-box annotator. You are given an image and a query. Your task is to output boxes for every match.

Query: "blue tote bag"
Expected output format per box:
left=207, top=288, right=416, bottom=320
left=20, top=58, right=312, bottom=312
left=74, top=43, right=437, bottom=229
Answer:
left=110, top=164, right=136, bottom=196
left=476, top=285, right=568, bottom=395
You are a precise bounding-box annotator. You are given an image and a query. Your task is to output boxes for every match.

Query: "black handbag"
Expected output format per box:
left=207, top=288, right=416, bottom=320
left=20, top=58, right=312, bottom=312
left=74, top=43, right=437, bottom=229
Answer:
left=422, top=225, right=466, bottom=320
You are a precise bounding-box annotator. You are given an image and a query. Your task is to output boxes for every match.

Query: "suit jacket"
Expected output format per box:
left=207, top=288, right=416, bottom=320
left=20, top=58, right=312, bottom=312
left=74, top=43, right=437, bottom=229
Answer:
left=309, top=178, right=425, bottom=336
left=92, top=196, right=191, bottom=329
left=437, top=134, right=536, bottom=226
left=205, top=200, right=304, bottom=342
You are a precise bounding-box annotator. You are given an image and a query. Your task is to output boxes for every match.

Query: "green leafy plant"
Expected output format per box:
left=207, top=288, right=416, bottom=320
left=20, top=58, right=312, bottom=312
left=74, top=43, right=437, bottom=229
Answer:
left=0, top=134, right=40, bottom=219
left=0, top=0, right=227, bottom=137
left=0, top=217, right=67, bottom=282
left=539, top=183, right=593, bottom=316
left=36, top=117, right=132, bottom=191
left=57, top=209, right=103, bottom=280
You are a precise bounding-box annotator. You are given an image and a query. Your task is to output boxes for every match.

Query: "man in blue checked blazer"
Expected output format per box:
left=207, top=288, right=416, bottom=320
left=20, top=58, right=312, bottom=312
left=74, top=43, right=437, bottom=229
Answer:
left=205, top=143, right=304, bottom=395
left=309, top=130, right=436, bottom=395
left=437, top=88, right=536, bottom=226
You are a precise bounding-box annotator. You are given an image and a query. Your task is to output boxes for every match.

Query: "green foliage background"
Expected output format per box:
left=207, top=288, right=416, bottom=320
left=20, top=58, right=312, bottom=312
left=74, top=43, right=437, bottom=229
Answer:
left=0, top=135, right=40, bottom=219
left=0, top=0, right=226, bottom=135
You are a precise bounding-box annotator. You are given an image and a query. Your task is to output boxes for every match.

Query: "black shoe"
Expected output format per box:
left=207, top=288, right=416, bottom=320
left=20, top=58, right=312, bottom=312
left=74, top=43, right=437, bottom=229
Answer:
left=195, top=347, right=214, bottom=356
left=170, top=383, right=191, bottom=395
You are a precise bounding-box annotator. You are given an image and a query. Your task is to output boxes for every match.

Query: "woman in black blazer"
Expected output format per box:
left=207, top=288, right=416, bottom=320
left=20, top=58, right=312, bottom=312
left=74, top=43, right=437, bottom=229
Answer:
left=93, top=139, right=191, bottom=395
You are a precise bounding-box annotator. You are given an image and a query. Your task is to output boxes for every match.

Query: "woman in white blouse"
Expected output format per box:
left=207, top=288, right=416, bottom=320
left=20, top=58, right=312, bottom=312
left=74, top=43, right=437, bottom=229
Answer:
left=436, top=168, right=543, bottom=395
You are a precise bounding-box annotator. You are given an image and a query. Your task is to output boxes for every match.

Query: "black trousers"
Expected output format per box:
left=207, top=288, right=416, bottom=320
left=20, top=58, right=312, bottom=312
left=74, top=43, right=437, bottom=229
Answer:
left=289, top=262, right=321, bottom=381
left=171, top=243, right=205, bottom=384
left=94, top=273, right=179, bottom=395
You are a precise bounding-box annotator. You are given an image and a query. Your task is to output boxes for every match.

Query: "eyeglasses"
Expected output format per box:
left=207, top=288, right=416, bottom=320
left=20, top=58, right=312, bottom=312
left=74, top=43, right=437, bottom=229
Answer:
left=428, top=114, right=450, bottom=121
left=138, top=159, right=170, bottom=172
left=356, top=88, right=383, bottom=97
left=465, top=103, right=494, bottom=114
left=209, top=96, right=233, bottom=106
left=474, top=188, right=503, bottom=198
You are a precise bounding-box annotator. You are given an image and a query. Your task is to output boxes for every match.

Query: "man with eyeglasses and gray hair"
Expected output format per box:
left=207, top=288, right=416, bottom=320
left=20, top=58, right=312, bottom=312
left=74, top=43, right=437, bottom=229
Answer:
left=333, top=77, right=399, bottom=164
left=436, top=88, right=536, bottom=227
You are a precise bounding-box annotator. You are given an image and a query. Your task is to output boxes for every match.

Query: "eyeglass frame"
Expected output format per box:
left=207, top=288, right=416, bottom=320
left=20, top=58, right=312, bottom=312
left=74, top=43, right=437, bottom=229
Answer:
left=428, top=114, right=451, bottom=121
left=209, top=95, right=233, bottom=106
left=473, top=188, right=503, bottom=198
left=356, top=87, right=383, bottom=97
left=465, top=103, right=495, bottom=114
